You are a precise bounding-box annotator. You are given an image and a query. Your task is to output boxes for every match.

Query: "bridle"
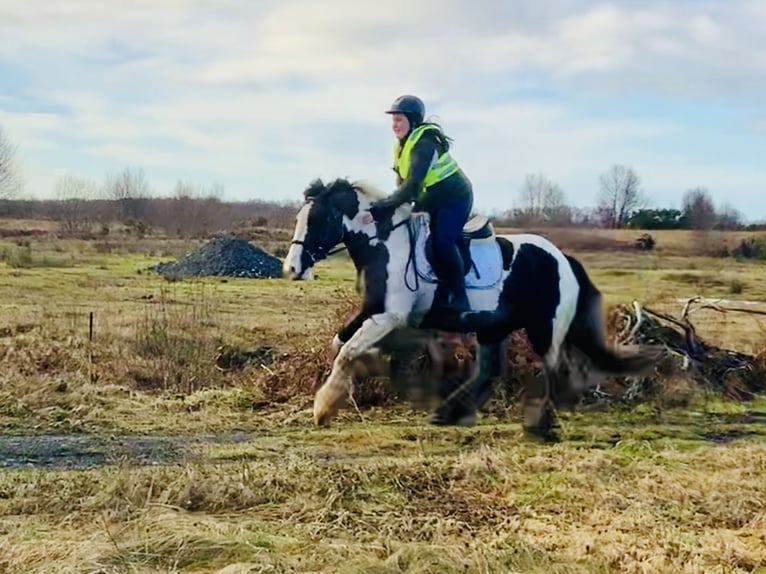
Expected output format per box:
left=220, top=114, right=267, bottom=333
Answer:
left=289, top=239, right=347, bottom=263
left=291, top=191, right=410, bottom=267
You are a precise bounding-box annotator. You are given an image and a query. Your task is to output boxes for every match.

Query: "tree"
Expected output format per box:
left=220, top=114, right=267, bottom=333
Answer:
left=517, top=172, right=569, bottom=225
left=716, top=203, right=742, bottom=230
left=681, top=187, right=716, bottom=230
left=55, top=174, right=99, bottom=235
left=626, top=208, right=684, bottom=230
left=148, top=180, right=229, bottom=237
left=597, top=164, right=643, bottom=228
left=104, top=165, right=150, bottom=221
left=0, top=126, right=22, bottom=198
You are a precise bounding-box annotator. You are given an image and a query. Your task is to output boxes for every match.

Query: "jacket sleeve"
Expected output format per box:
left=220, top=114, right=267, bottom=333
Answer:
left=378, top=136, right=438, bottom=208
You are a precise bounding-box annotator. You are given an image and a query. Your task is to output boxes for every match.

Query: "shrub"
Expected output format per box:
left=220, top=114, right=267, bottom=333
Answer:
left=635, top=233, right=655, bottom=251
left=732, top=237, right=766, bottom=260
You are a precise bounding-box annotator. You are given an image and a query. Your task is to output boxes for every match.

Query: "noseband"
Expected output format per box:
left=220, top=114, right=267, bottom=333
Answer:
left=290, top=238, right=347, bottom=264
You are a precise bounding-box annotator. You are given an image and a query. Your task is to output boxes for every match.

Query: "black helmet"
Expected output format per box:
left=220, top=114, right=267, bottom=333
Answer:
left=385, top=95, right=425, bottom=125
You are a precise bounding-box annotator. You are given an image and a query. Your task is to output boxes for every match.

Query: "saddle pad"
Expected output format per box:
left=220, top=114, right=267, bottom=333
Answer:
left=412, top=217, right=504, bottom=289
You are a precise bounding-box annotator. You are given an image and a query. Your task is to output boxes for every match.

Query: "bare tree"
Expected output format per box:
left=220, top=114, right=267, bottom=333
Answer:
left=517, top=172, right=569, bottom=225
left=597, top=164, right=643, bottom=228
left=55, top=173, right=99, bottom=235
left=716, top=202, right=742, bottom=230
left=147, top=180, right=230, bottom=237
left=0, top=126, right=22, bottom=198
left=681, top=187, right=716, bottom=230
left=104, top=165, right=151, bottom=221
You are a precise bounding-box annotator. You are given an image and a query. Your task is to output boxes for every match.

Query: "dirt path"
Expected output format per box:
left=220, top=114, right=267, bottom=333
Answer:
left=2, top=408, right=765, bottom=470
left=0, top=431, right=253, bottom=470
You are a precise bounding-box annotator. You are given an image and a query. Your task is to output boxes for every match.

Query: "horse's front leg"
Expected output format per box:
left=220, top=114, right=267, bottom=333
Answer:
left=428, top=306, right=516, bottom=427
left=328, top=307, right=373, bottom=360
left=428, top=338, right=505, bottom=426
left=314, top=312, right=407, bottom=426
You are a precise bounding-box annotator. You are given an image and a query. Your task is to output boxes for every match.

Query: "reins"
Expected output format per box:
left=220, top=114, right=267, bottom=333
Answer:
left=290, top=240, right=348, bottom=260
left=404, top=220, right=420, bottom=292
left=292, top=214, right=411, bottom=263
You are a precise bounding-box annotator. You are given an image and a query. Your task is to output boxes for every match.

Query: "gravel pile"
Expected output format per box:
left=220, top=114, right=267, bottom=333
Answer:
left=155, top=236, right=283, bottom=280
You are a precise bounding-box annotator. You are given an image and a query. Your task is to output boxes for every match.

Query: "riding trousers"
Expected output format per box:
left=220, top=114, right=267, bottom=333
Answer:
left=425, top=173, right=473, bottom=299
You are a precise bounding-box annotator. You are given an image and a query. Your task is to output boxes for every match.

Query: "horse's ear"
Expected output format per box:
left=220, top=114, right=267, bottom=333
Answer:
left=329, top=178, right=362, bottom=218
left=328, top=177, right=353, bottom=194
left=304, top=178, right=325, bottom=199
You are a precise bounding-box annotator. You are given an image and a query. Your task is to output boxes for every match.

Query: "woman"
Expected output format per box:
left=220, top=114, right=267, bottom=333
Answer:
left=369, top=94, right=474, bottom=312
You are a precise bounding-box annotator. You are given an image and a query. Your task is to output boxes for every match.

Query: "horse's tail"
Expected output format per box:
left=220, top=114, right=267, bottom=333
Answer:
left=565, top=256, right=662, bottom=376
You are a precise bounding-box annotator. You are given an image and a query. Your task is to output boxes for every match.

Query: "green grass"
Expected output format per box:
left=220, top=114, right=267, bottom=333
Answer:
left=0, top=232, right=765, bottom=572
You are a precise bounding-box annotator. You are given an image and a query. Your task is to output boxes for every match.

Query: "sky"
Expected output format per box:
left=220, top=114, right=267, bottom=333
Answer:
left=0, top=0, right=764, bottom=219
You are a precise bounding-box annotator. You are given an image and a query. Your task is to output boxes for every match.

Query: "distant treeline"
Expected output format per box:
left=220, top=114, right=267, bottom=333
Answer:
left=0, top=196, right=301, bottom=238
left=493, top=206, right=765, bottom=231
left=1, top=197, right=765, bottom=239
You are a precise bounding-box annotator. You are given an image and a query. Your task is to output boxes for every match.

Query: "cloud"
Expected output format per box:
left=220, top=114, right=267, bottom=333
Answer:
left=0, top=0, right=764, bottom=217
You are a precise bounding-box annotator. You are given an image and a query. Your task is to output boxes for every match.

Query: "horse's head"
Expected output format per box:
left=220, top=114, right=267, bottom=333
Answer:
left=282, top=178, right=380, bottom=280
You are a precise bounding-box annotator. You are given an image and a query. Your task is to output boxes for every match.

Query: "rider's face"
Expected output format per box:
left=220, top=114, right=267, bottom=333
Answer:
left=391, top=113, right=410, bottom=140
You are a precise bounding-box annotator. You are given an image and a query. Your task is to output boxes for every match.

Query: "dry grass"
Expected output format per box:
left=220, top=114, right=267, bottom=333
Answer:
left=0, top=230, right=765, bottom=572
left=495, top=227, right=766, bottom=259
left=0, top=418, right=764, bottom=572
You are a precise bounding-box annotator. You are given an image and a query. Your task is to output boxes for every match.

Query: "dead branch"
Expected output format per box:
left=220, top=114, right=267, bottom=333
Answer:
left=608, top=298, right=765, bottom=402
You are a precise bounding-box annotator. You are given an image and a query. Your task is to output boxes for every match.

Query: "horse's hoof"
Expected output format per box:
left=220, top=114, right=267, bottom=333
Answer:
left=428, top=411, right=451, bottom=426
left=313, top=404, right=335, bottom=426
left=456, top=412, right=477, bottom=426
left=428, top=404, right=477, bottom=427
left=523, top=424, right=560, bottom=443
left=524, top=429, right=559, bottom=443
left=523, top=402, right=560, bottom=442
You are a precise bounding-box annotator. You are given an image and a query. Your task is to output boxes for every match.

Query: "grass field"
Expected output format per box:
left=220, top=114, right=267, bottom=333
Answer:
left=0, top=226, right=765, bottom=573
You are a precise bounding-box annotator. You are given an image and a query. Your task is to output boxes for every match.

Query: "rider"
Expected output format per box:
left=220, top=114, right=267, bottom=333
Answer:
left=369, top=94, right=474, bottom=313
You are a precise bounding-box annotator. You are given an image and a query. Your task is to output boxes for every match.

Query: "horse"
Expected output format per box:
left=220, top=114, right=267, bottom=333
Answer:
left=282, top=177, right=661, bottom=436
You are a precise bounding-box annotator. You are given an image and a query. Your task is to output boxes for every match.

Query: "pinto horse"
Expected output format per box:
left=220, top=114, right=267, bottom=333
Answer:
left=282, top=178, right=660, bottom=435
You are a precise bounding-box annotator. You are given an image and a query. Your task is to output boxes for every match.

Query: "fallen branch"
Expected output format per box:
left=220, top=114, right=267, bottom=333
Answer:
left=606, top=298, right=766, bottom=402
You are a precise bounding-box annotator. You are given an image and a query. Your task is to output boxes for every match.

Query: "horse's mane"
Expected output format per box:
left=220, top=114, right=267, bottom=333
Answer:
left=303, top=178, right=387, bottom=201
left=303, top=178, right=328, bottom=200
left=350, top=179, right=387, bottom=200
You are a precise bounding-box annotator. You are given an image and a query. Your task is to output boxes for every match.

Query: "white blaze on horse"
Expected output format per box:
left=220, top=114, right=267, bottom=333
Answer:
left=283, top=178, right=660, bottom=436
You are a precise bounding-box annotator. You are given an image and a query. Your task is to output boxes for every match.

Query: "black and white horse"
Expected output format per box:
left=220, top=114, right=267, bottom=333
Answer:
left=283, top=178, right=660, bottom=434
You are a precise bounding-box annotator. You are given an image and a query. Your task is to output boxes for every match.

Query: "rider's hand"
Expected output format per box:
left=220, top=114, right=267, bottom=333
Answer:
left=369, top=201, right=396, bottom=222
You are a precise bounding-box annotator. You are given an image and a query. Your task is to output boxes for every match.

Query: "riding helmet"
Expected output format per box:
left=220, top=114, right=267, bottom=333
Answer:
left=385, top=95, right=425, bottom=127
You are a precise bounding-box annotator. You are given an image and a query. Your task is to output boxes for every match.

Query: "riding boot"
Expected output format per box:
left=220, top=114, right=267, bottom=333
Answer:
left=448, top=276, right=470, bottom=313
left=436, top=245, right=470, bottom=313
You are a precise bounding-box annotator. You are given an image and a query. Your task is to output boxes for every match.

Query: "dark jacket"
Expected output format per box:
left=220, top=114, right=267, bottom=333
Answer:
left=380, top=129, right=473, bottom=214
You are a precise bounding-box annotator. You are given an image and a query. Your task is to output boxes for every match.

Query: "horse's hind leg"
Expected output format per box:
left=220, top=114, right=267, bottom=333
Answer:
left=522, top=325, right=561, bottom=441
left=550, top=343, right=595, bottom=411
left=522, top=366, right=559, bottom=441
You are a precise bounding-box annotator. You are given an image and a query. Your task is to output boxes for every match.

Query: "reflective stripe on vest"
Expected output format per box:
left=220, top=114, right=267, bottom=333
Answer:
left=393, top=125, right=459, bottom=191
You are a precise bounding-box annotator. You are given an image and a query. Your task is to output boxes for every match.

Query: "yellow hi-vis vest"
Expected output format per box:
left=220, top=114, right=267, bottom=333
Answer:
left=393, top=125, right=459, bottom=194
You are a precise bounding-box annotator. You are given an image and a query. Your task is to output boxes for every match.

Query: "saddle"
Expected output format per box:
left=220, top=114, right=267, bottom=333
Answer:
left=458, top=215, right=495, bottom=270
left=416, top=214, right=503, bottom=289
left=461, top=214, right=494, bottom=241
